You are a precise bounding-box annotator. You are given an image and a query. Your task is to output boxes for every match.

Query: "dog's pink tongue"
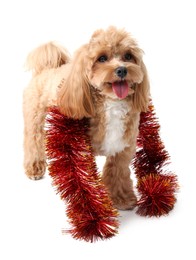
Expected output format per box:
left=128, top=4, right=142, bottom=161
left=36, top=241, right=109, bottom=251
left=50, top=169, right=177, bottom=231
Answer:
left=112, top=81, right=129, bottom=99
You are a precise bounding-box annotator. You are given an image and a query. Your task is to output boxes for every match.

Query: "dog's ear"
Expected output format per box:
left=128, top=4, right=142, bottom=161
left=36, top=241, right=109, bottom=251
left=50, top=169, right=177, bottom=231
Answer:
left=57, top=45, right=95, bottom=119
left=132, top=61, right=150, bottom=112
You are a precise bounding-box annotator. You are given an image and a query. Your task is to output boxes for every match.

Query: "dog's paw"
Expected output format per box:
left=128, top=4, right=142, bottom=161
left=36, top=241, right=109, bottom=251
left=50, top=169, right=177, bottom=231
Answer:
left=25, top=161, right=46, bottom=180
left=112, top=193, right=137, bottom=210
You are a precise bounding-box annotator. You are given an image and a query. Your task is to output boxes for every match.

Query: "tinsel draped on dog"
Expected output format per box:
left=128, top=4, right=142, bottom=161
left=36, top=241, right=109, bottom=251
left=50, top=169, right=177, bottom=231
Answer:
left=23, top=26, right=178, bottom=242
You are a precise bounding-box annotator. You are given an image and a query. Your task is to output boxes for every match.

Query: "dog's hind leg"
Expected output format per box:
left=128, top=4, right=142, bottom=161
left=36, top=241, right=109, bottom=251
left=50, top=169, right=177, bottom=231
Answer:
left=23, top=41, right=70, bottom=180
left=23, top=87, right=47, bottom=180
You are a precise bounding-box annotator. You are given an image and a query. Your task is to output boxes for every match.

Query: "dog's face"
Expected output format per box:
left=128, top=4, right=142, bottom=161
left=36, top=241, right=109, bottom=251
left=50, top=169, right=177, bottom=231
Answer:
left=58, top=26, right=149, bottom=119
left=86, top=27, right=144, bottom=100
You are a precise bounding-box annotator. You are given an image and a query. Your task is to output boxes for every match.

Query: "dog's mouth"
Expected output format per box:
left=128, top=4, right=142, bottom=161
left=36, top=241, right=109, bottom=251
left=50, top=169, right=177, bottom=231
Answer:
left=110, top=80, right=129, bottom=99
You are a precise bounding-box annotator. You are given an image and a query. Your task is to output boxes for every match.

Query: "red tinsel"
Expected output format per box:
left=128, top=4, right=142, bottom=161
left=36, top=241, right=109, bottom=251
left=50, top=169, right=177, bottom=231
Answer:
left=45, top=101, right=179, bottom=242
left=45, top=107, right=119, bottom=242
left=132, top=102, right=178, bottom=216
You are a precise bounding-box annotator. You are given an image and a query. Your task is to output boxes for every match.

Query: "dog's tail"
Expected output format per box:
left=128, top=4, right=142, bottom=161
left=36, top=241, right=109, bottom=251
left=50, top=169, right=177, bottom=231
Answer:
left=25, top=42, right=70, bottom=75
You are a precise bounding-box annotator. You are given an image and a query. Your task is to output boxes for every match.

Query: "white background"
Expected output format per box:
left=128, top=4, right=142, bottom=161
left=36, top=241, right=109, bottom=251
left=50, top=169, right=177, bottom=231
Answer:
left=0, top=0, right=196, bottom=259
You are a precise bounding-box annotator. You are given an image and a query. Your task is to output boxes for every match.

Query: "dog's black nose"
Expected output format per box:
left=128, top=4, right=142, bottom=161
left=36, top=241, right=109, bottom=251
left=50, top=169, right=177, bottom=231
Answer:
left=115, top=66, right=127, bottom=79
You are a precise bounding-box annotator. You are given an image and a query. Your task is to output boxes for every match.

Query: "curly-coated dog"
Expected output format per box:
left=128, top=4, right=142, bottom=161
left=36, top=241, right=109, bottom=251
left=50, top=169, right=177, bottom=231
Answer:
left=23, top=26, right=150, bottom=210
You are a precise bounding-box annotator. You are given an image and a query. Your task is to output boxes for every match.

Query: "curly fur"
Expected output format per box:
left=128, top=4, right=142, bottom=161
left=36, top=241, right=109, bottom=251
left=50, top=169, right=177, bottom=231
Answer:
left=23, top=27, right=150, bottom=209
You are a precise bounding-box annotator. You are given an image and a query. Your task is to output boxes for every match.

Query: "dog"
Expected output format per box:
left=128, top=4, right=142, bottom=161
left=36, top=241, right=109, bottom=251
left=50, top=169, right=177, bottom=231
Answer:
left=23, top=26, right=150, bottom=210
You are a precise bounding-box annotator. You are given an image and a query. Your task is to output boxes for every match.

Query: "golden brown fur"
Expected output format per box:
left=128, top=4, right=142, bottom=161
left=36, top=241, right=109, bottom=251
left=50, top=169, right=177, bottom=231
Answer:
left=23, top=27, right=150, bottom=209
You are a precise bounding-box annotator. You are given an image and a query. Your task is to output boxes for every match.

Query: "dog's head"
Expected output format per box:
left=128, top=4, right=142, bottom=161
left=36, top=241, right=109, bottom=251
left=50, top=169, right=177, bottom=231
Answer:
left=58, top=26, right=150, bottom=119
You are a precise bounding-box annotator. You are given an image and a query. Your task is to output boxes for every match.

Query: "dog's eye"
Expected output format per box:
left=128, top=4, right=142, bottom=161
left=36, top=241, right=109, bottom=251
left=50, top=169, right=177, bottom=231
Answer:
left=97, top=55, right=108, bottom=63
left=124, top=53, right=134, bottom=61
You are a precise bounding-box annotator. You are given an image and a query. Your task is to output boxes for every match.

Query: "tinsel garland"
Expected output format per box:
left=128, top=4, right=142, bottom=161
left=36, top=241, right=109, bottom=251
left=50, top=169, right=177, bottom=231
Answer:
left=132, top=101, right=178, bottom=216
left=45, top=102, right=179, bottom=241
left=45, top=107, right=119, bottom=242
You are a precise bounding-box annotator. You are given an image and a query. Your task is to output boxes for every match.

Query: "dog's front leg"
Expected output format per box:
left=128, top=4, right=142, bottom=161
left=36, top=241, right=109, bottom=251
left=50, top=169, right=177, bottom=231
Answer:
left=102, top=147, right=137, bottom=210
